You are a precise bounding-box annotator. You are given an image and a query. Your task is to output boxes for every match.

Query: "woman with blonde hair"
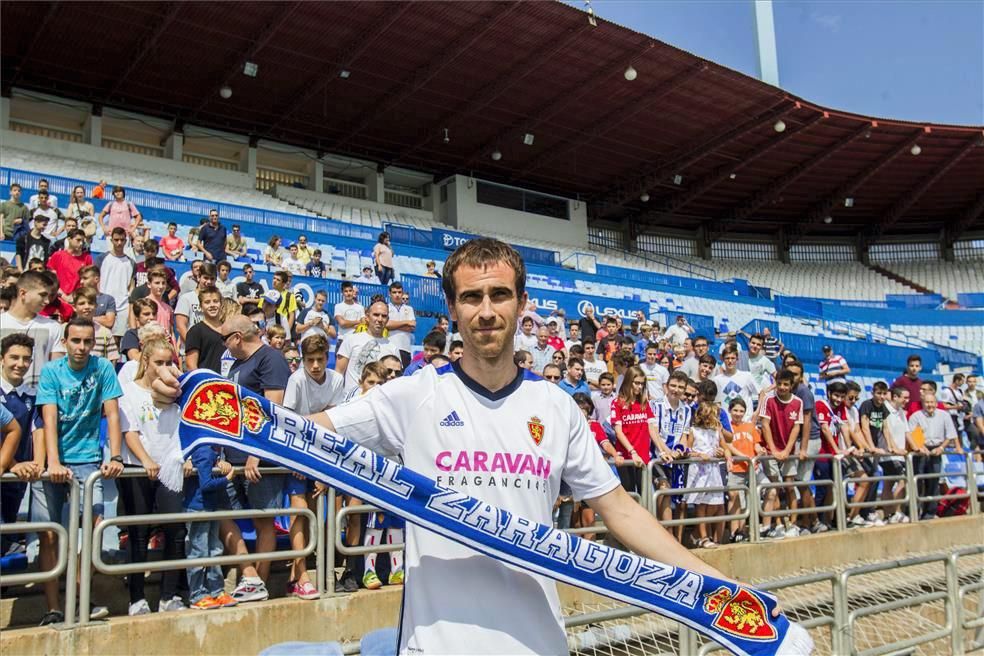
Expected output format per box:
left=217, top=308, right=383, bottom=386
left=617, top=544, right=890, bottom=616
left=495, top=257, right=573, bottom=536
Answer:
left=117, top=336, right=189, bottom=614
left=610, top=365, right=674, bottom=496
left=264, top=235, right=285, bottom=268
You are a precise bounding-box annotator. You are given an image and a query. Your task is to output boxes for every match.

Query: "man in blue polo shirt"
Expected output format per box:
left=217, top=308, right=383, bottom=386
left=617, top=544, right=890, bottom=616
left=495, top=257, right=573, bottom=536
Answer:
left=196, top=209, right=228, bottom=263
left=0, top=333, right=44, bottom=558
left=558, top=357, right=591, bottom=396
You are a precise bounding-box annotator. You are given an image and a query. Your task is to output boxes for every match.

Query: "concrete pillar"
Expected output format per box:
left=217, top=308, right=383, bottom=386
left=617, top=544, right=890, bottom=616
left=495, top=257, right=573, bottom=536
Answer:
left=695, top=225, right=710, bottom=260
left=307, top=159, right=324, bottom=193
left=0, top=96, right=10, bottom=131
left=421, top=183, right=434, bottom=211
left=777, top=226, right=790, bottom=263
left=365, top=170, right=384, bottom=203
left=83, top=114, right=102, bottom=146
left=239, top=146, right=257, bottom=179
left=163, top=132, right=183, bottom=161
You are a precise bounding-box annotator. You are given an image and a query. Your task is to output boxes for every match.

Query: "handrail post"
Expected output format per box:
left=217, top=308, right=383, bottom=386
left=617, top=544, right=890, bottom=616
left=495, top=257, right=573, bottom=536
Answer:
left=641, top=462, right=653, bottom=514
left=325, top=487, right=337, bottom=597
left=63, top=481, right=80, bottom=628
left=965, top=452, right=980, bottom=516
left=78, top=470, right=100, bottom=625
left=947, top=552, right=963, bottom=656
left=832, top=456, right=846, bottom=532
left=906, top=453, right=920, bottom=522
left=315, top=492, right=327, bottom=596
left=748, top=456, right=760, bottom=543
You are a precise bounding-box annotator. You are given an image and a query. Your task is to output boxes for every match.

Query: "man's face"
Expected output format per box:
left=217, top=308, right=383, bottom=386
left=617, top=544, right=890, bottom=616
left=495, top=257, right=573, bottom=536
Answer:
left=304, top=351, right=327, bottom=380
left=137, top=306, right=156, bottom=326
left=749, top=337, right=763, bottom=356
left=666, top=377, right=685, bottom=401
left=10, top=186, right=21, bottom=202
left=37, top=194, right=49, bottom=208
left=449, top=344, right=463, bottom=361
left=605, top=319, right=617, bottom=334
left=113, top=189, right=124, bottom=201
left=273, top=276, right=286, bottom=291
left=298, top=236, right=308, bottom=249
left=698, top=360, right=714, bottom=380
left=64, top=326, right=95, bottom=366
left=201, top=293, right=222, bottom=320
left=79, top=270, right=98, bottom=289
left=423, top=344, right=442, bottom=361
left=73, top=297, right=95, bottom=319
left=20, top=284, right=50, bottom=314
left=897, top=389, right=910, bottom=408
left=446, top=261, right=521, bottom=362
left=873, top=388, right=889, bottom=405
left=677, top=316, right=685, bottom=326
left=191, top=261, right=203, bottom=279
left=787, top=366, right=803, bottom=386
left=569, top=324, right=579, bottom=339
left=198, top=274, right=216, bottom=290
left=2, top=345, right=33, bottom=386
left=776, top=378, right=792, bottom=397
left=244, top=266, right=254, bottom=281
left=907, top=359, right=922, bottom=376
left=683, top=338, right=693, bottom=353
left=218, top=264, right=230, bottom=281
left=149, top=275, right=167, bottom=297
left=209, top=211, right=219, bottom=227
left=645, top=348, right=658, bottom=364
left=311, top=293, right=325, bottom=311
left=337, top=285, right=353, bottom=302
left=367, top=302, right=389, bottom=336
left=65, top=220, right=78, bottom=233
left=536, top=327, right=549, bottom=348
left=685, top=385, right=698, bottom=404
left=723, top=352, right=738, bottom=372
left=290, top=245, right=298, bottom=258
left=920, top=383, right=933, bottom=399
left=381, top=358, right=402, bottom=380
left=583, top=342, right=595, bottom=359
left=967, top=376, right=978, bottom=391
left=567, top=362, right=583, bottom=382
left=542, top=367, right=561, bottom=383
left=694, top=339, right=708, bottom=356
left=551, top=350, right=564, bottom=366
left=67, top=235, right=85, bottom=255
left=830, top=390, right=846, bottom=407
left=923, top=396, right=937, bottom=415
left=521, top=318, right=533, bottom=336
left=389, top=287, right=402, bottom=304
left=111, top=232, right=127, bottom=253
left=438, top=317, right=449, bottom=333
left=33, top=217, right=48, bottom=234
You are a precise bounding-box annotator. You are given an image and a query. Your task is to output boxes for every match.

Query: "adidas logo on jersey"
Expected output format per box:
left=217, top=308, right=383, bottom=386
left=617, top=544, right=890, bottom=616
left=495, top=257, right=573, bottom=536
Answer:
left=439, top=410, right=465, bottom=427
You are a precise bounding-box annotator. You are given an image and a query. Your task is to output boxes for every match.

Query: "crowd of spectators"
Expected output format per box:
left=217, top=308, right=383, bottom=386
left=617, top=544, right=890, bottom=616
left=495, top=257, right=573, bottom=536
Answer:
left=0, top=179, right=981, bottom=625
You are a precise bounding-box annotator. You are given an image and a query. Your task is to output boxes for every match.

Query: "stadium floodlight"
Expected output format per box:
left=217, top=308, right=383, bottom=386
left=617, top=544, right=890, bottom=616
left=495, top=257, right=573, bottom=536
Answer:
left=773, top=119, right=786, bottom=133
left=339, top=70, right=351, bottom=79
left=672, top=174, right=683, bottom=185
left=243, top=61, right=259, bottom=77
left=523, top=133, right=535, bottom=146
left=624, top=65, right=638, bottom=81
left=219, top=86, right=232, bottom=99
left=823, top=216, right=833, bottom=224
left=640, top=192, right=650, bottom=202
left=491, top=149, right=502, bottom=161
left=729, top=173, right=737, bottom=179
left=844, top=197, right=854, bottom=208
left=910, top=144, right=922, bottom=156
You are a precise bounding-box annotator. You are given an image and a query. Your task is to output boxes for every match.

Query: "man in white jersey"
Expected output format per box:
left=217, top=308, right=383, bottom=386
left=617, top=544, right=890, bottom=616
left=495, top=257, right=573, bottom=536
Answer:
left=310, top=239, right=735, bottom=655
left=713, top=345, right=758, bottom=422
left=95, top=227, right=136, bottom=338
left=335, top=300, right=398, bottom=393
left=386, top=281, right=416, bottom=368
left=638, top=342, right=669, bottom=403
left=746, top=333, right=777, bottom=393
left=333, top=281, right=365, bottom=350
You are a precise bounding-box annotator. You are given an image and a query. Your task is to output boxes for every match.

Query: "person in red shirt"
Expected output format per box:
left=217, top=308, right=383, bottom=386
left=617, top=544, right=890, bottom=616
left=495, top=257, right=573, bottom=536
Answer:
left=906, top=380, right=947, bottom=418
left=159, top=222, right=186, bottom=261
left=610, top=365, right=673, bottom=495
left=46, top=229, right=92, bottom=301
left=37, top=271, right=74, bottom=322
left=759, top=369, right=806, bottom=536
left=545, top=318, right=566, bottom=354
left=892, top=355, right=923, bottom=402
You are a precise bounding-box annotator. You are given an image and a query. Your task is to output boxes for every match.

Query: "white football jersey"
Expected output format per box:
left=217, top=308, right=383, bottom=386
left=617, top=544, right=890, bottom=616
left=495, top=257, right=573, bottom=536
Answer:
left=327, top=362, right=619, bottom=655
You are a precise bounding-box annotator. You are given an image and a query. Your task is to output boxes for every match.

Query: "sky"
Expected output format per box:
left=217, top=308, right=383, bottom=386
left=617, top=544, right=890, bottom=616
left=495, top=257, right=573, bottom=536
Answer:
left=581, top=0, right=984, bottom=126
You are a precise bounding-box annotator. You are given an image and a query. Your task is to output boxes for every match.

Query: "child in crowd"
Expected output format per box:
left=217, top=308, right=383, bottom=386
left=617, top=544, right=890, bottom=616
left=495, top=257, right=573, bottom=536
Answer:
left=684, top=380, right=731, bottom=549
left=306, top=249, right=329, bottom=278
left=71, top=288, right=119, bottom=364
left=725, top=397, right=778, bottom=542
left=611, top=365, right=675, bottom=496
left=651, top=371, right=693, bottom=541
left=266, top=324, right=287, bottom=350
left=573, top=392, right=622, bottom=542
left=184, top=442, right=237, bottom=610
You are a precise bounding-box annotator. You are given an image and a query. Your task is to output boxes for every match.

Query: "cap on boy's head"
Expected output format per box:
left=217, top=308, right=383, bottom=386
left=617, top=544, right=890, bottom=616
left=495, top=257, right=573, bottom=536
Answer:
left=263, top=290, right=281, bottom=305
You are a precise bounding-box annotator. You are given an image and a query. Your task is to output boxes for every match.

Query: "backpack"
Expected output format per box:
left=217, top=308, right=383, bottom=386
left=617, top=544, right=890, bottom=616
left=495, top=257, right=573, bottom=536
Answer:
left=936, top=485, right=969, bottom=517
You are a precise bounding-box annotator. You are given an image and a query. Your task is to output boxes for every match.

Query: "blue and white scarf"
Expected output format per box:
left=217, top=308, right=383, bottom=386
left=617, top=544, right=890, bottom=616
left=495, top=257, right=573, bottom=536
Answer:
left=176, top=370, right=812, bottom=656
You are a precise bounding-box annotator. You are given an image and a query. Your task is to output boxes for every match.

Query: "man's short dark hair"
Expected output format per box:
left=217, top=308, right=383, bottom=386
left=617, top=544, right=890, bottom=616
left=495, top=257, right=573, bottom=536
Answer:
left=570, top=344, right=584, bottom=357
left=669, top=370, right=689, bottom=385
left=66, top=228, right=86, bottom=240
left=890, top=386, right=908, bottom=400
left=907, top=354, right=922, bottom=365
left=521, top=316, right=534, bottom=326
left=389, top=281, right=403, bottom=292
left=199, top=262, right=217, bottom=279
left=10, top=183, right=21, bottom=192
left=110, top=227, right=126, bottom=239
left=729, top=397, right=747, bottom=411
left=776, top=369, right=796, bottom=385
left=750, top=333, right=764, bottom=343
left=599, top=372, right=615, bottom=384
left=698, top=354, right=717, bottom=366
left=273, top=270, right=289, bottom=284
left=422, top=331, right=447, bottom=351
left=15, top=270, right=48, bottom=292
left=922, top=380, right=938, bottom=392
left=449, top=339, right=463, bottom=351
left=217, top=260, right=231, bottom=270
left=872, top=381, right=889, bottom=393
left=846, top=380, right=862, bottom=393
left=340, top=280, right=354, bottom=292
left=441, top=237, right=525, bottom=302
left=513, top=350, right=531, bottom=366
left=1, top=333, right=35, bottom=356
left=567, top=357, right=584, bottom=369
left=63, top=316, right=96, bottom=338
left=693, top=335, right=708, bottom=345
left=827, top=381, right=848, bottom=396
left=581, top=338, right=596, bottom=347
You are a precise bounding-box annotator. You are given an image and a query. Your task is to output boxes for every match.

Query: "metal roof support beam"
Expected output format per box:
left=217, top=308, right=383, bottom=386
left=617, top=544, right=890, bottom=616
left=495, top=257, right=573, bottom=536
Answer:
left=104, top=3, right=184, bottom=100
left=658, top=113, right=824, bottom=218
left=710, top=121, right=868, bottom=240
left=506, top=63, right=706, bottom=183
left=385, top=17, right=592, bottom=167
left=868, top=135, right=980, bottom=241
left=945, top=191, right=984, bottom=245
left=260, top=3, right=416, bottom=139
left=459, top=42, right=656, bottom=170
left=9, top=2, right=61, bottom=89
left=595, top=100, right=791, bottom=211
left=789, top=129, right=923, bottom=243
left=186, top=2, right=302, bottom=122
left=329, top=2, right=524, bottom=155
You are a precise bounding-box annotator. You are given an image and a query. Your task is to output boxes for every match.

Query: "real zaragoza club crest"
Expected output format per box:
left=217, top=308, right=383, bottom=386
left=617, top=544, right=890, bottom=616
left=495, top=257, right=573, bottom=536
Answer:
left=181, top=380, right=270, bottom=439
left=527, top=416, right=545, bottom=446
left=703, top=587, right=777, bottom=641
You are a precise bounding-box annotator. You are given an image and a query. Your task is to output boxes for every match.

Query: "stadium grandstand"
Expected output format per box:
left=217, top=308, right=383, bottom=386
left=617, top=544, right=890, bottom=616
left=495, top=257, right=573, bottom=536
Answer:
left=0, top=2, right=982, bottom=655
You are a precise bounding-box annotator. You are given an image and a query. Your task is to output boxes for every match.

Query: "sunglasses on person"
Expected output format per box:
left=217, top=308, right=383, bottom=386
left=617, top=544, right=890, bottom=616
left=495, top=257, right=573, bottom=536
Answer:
left=286, top=356, right=301, bottom=364
left=684, top=392, right=696, bottom=400
left=543, top=374, right=561, bottom=381
left=386, top=367, right=402, bottom=377
left=221, top=330, right=242, bottom=343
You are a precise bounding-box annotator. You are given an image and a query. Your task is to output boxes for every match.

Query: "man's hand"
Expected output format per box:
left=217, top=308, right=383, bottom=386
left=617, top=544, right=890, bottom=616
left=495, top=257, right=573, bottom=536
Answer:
left=217, top=460, right=233, bottom=477
left=312, top=481, right=329, bottom=497
left=10, top=461, right=42, bottom=481
left=613, top=454, right=625, bottom=467
left=101, top=460, right=124, bottom=479
left=244, top=456, right=262, bottom=483
left=152, top=364, right=183, bottom=404
left=47, top=463, right=72, bottom=483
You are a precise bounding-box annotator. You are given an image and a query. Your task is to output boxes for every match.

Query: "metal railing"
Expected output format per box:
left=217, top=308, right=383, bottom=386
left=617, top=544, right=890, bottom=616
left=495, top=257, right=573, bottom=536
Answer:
left=1, top=451, right=979, bottom=632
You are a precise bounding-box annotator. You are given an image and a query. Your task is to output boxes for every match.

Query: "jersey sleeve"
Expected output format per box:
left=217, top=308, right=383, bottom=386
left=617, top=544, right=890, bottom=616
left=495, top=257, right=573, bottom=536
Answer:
left=609, top=401, right=622, bottom=426
left=325, top=379, right=413, bottom=458
left=562, top=397, right=620, bottom=501
left=283, top=372, right=302, bottom=412
left=793, top=398, right=804, bottom=424
left=759, top=396, right=773, bottom=420
left=175, top=293, right=192, bottom=318
left=97, top=360, right=124, bottom=402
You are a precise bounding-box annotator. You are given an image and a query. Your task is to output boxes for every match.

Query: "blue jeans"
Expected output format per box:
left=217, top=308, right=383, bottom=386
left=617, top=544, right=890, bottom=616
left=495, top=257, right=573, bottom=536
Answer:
left=187, top=518, right=224, bottom=602
left=30, top=462, right=104, bottom=527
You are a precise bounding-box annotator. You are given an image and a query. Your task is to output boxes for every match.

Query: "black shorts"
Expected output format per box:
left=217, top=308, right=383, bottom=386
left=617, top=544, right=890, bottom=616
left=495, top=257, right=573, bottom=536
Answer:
left=880, top=460, right=904, bottom=477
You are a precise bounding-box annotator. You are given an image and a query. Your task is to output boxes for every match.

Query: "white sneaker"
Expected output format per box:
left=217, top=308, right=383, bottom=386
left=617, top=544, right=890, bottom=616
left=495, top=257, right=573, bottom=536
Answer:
left=849, top=515, right=867, bottom=528
left=785, top=525, right=801, bottom=538
left=128, top=599, right=151, bottom=616
left=869, top=517, right=886, bottom=527
left=899, top=513, right=911, bottom=524
left=231, top=577, right=269, bottom=603
left=888, top=511, right=903, bottom=524
left=159, top=597, right=186, bottom=612
left=766, top=525, right=786, bottom=539
left=811, top=521, right=830, bottom=533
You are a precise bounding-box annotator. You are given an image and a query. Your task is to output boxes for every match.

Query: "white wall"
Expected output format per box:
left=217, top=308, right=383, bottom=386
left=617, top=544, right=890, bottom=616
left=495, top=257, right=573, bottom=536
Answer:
left=1, top=129, right=255, bottom=189
left=444, top=175, right=587, bottom=248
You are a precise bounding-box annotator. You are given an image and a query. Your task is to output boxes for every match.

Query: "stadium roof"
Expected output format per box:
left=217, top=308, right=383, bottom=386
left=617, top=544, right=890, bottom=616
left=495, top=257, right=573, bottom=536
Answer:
left=2, top=1, right=983, bottom=242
